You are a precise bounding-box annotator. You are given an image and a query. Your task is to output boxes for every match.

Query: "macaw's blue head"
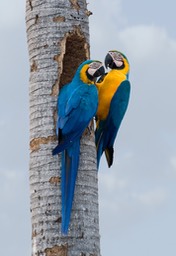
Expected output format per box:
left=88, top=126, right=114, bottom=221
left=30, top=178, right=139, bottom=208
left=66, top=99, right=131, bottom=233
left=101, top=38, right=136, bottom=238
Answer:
left=105, top=50, right=130, bottom=77
left=74, top=60, right=105, bottom=84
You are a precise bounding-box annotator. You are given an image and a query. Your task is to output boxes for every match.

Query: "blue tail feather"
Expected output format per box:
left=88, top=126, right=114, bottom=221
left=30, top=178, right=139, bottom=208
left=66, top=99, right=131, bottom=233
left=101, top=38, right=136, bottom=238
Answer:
left=95, top=121, right=106, bottom=169
left=96, top=133, right=103, bottom=169
left=61, top=140, right=80, bottom=235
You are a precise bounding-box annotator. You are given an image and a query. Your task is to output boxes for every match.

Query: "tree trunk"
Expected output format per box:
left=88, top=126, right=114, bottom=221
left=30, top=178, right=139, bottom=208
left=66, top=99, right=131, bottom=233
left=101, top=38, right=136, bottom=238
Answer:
left=26, top=0, right=100, bottom=255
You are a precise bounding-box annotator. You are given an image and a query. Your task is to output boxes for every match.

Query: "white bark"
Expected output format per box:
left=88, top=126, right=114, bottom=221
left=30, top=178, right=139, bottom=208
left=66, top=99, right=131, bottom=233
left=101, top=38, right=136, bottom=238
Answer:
left=26, top=0, right=100, bottom=255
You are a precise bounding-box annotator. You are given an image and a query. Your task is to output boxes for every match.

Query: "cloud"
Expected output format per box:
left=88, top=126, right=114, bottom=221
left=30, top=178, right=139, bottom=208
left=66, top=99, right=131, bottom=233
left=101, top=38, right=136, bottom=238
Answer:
left=0, top=0, right=25, bottom=29
left=89, top=0, right=125, bottom=26
left=0, top=120, right=5, bottom=127
left=0, top=168, right=31, bottom=255
left=117, top=25, right=176, bottom=62
left=131, top=188, right=168, bottom=207
left=0, top=168, right=29, bottom=205
left=99, top=170, right=128, bottom=193
left=170, top=156, right=176, bottom=168
left=90, top=5, right=176, bottom=67
left=89, top=0, right=127, bottom=59
left=169, top=156, right=176, bottom=177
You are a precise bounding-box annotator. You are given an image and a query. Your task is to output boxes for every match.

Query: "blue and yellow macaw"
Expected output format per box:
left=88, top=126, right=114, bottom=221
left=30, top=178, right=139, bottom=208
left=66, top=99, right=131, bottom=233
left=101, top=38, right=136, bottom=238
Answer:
left=95, top=50, right=131, bottom=169
left=52, top=60, right=105, bottom=234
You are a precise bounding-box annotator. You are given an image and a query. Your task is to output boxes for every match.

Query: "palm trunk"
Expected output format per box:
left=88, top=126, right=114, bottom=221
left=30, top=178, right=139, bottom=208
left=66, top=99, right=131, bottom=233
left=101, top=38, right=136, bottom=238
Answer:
left=26, top=0, right=100, bottom=255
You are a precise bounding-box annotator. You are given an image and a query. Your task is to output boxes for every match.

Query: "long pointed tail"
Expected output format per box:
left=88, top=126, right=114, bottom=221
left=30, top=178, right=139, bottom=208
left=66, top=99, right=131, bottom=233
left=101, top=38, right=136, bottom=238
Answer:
left=61, top=140, right=80, bottom=235
left=95, top=120, right=105, bottom=169
left=105, top=147, right=114, bottom=168
left=95, top=120, right=114, bottom=169
left=96, top=139, right=103, bottom=169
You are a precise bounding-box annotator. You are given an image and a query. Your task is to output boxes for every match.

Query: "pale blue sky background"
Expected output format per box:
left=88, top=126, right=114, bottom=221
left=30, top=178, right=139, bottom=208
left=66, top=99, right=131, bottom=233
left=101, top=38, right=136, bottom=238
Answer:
left=0, top=0, right=176, bottom=255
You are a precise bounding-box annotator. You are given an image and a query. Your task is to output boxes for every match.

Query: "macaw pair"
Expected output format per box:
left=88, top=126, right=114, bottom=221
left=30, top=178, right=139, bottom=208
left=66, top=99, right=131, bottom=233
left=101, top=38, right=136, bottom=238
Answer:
left=52, top=51, right=131, bottom=234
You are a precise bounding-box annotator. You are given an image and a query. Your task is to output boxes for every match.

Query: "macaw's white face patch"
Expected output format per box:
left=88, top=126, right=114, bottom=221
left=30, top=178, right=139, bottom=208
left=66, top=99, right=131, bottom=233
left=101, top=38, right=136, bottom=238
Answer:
left=88, top=61, right=103, bottom=76
left=110, top=51, right=124, bottom=68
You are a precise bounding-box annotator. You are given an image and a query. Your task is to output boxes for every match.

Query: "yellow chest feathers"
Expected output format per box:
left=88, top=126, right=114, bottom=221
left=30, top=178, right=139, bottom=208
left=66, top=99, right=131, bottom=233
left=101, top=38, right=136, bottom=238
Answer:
left=96, top=70, right=127, bottom=120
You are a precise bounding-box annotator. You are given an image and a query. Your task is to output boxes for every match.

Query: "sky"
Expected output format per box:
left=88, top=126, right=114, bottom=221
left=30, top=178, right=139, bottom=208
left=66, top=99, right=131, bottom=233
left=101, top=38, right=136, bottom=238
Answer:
left=0, top=0, right=176, bottom=255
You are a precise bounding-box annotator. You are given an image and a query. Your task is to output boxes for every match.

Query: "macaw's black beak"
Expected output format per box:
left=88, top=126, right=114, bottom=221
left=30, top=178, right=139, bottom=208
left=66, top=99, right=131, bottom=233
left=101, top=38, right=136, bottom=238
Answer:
left=105, top=53, right=114, bottom=69
left=94, top=65, right=105, bottom=78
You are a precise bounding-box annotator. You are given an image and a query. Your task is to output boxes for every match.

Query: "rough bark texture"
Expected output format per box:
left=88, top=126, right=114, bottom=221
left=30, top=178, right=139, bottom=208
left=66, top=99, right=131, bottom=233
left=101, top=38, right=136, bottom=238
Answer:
left=26, top=0, right=100, bottom=255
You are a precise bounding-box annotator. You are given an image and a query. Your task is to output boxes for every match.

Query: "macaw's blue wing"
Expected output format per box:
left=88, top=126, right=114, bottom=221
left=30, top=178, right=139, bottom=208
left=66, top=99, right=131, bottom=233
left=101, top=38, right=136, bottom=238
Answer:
left=95, top=80, right=130, bottom=168
left=52, top=126, right=85, bottom=155
left=52, top=84, right=98, bottom=155
left=61, top=139, right=80, bottom=234
left=52, top=83, right=98, bottom=234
